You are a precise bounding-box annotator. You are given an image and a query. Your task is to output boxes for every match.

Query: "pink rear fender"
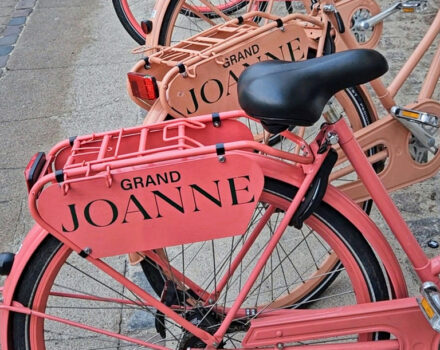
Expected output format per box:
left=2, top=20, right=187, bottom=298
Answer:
left=145, top=0, right=170, bottom=47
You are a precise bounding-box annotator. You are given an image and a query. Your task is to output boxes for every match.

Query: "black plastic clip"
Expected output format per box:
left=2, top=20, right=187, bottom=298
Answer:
left=290, top=149, right=338, bottom=229
left=323, top=22, right=336, bottom=55
left=318, top=138, right=329, bottom=154
left=276, top=18, right=284, bottom=31
left=55, top=169, right=64, bottom=183
left=237, top=16, right=244, bottom=24
left=143, top=56, right=150, bottom=69
left=212, top=113, right=221, bottom=127
left=216, top=143, right=226, bottom=162
left=177, top=63, right=187, bottom=77
left=69, top=136, right=77, bottom=146
left=78, top=250, right=89, bottom=258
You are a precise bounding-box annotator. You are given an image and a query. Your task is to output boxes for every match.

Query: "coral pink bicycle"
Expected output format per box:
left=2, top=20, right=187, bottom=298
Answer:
left=1, top=49, right=440, bottom=349
left=113, top=0, right=387, bottom=47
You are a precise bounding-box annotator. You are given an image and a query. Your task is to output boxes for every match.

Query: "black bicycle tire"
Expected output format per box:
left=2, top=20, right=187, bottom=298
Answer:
left=112, top=0, right=146, bottom=45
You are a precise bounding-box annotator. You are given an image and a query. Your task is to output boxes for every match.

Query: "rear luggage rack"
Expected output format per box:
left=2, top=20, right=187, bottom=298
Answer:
left=23, top=113, right=314, bottom=258
left=26, top=113, right=313, bottom=195
left=128, top=11, right=325, bottom=119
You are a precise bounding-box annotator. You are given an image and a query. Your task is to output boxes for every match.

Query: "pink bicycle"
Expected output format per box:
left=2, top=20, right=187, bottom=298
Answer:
left=113, top=0, right=385, bottom=47
left=1, top=49, right=440, bottom=349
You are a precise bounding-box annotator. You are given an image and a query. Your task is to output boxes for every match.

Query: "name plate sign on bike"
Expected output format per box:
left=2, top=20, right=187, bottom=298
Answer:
left=28, top=117, right=263, bottom=259
left=165, top=21, right=309, bottom=117
left=36, top=155, right=264, bottom=258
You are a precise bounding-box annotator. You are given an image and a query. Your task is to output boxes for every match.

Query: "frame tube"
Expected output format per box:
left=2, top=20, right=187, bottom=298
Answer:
left=330, top=118, right=436, bottom=283
left=388, top=9, right=440, bottom=98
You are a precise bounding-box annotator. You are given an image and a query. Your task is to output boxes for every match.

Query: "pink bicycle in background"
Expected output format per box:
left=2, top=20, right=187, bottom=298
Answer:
left=1, top=48, right=440, bottom=349
left=113, top=0, right=385, bottom=47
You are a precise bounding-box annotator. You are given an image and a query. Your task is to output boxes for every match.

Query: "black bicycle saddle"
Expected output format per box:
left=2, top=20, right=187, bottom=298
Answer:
left=237, top=49, right=388, bottom=133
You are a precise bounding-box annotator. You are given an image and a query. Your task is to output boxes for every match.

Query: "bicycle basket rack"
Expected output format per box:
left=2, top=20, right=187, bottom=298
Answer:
left=127, top=11, right=326, bottom=122
left=25, top=113, right=312, bottom=258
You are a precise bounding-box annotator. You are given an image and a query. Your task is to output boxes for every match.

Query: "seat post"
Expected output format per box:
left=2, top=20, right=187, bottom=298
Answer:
left=323, top=98, right=344, bottom=124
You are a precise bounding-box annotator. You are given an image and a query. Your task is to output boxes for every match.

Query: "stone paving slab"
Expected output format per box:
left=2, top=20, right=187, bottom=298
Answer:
left=0, top=0, right=36, bottom=74
left=0, top=0, right=138, bottom=256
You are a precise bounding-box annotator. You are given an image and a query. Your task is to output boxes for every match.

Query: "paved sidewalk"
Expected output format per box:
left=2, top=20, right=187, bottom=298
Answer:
left=0, top=0, right=37, bottom=74
left=0, top=0, right=141, bottom=253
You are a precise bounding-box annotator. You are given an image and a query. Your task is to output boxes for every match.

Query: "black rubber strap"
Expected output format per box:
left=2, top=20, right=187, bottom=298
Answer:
left=69, top=136, right=77, bottom=146
left=143, top=56, right=150, bottom=69
left=216, top=143, right=225, bottom=156
left=212, top=113, right=221, bottom=127
left=55, top=169, right=64, bottom=183
left=276, top=18, right=284, bottom=28
left=78, top=250, right=89, bottom=258
left=237, top=16, right=244, bottom=24
left=177, top=63, right=186, bottom=74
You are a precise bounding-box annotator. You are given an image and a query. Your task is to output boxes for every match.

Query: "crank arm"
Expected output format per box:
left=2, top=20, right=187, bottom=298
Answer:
left=355, top=0, right=428, bottom=31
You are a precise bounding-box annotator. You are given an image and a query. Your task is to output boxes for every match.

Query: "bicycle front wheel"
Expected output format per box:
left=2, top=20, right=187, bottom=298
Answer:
left=10, top=177, right=389, bottom=349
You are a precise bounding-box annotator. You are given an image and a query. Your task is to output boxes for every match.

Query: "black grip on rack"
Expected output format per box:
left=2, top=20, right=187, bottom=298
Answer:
left=69, top=136, right=77, bottom=146
left=177, top=63, right=186, bottom=74
left=55, top=170, right=64, bottom=183
left=216, top=143, right=225, bottom=156
left=143, top=56, right=150, bottom=69
left=212, top=113, right=221, bottom=127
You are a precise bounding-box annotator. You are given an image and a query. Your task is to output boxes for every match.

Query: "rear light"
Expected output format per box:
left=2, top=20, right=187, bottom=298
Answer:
left=24, top=152, right=46, bottom=192
left=128, top=72, right=159, bottom=100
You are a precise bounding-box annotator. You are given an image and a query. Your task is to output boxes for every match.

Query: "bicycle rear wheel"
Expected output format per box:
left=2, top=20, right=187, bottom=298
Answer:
left=10, top=177, right=389, bottom=349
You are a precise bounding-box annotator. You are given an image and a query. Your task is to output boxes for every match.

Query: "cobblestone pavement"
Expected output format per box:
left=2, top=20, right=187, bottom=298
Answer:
left=0, top=0, right=37, bottom=74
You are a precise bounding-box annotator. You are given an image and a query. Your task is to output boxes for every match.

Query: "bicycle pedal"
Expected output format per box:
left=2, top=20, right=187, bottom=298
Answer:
left=400, top=0, right=428, bottom=12
left=419, top=282, right=440, bottom=332
left=392, top=106, right=439, bottom=154
left=392, top=106, right=439, bottom=128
